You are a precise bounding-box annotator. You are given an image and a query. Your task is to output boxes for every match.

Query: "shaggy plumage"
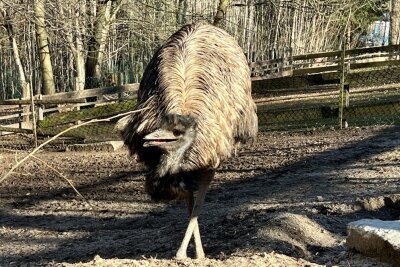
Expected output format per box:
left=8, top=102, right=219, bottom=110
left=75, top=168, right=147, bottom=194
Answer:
left=118, top=22, right=257, bottom=258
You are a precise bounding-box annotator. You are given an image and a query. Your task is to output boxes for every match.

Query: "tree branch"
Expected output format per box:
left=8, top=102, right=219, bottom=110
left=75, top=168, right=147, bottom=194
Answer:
left=0, top=107, right=148, bottom=185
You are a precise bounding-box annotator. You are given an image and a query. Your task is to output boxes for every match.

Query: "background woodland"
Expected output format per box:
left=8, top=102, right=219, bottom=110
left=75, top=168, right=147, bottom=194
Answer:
left=0, top=0, right=396, bottom=100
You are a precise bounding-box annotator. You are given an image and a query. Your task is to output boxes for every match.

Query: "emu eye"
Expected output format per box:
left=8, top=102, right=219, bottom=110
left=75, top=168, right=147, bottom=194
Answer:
left=172, top=129, right=183, bottom=137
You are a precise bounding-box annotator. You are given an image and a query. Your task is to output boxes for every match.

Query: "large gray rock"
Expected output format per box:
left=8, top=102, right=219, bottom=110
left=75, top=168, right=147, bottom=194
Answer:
left=347, top=219, right=400, bottom=266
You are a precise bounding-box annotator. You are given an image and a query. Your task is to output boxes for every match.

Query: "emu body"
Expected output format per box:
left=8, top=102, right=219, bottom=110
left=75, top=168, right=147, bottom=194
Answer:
left=118, top=22, right=257, bottom=259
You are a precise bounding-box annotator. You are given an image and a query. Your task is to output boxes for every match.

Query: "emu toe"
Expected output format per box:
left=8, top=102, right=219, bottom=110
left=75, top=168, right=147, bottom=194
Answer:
left=195, top=250, right=205, bottom=260
left=175, top=250, right=188, bottom=260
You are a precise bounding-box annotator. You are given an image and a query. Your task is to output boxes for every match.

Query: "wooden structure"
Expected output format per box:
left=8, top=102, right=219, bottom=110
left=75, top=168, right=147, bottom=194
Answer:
left=0, top=84, right=139, bottom=140
left=251, top=44, right=400, bottom=129
left=250, top=44, right=400, bottom=80
left=1, top=45, right=400, bottom=141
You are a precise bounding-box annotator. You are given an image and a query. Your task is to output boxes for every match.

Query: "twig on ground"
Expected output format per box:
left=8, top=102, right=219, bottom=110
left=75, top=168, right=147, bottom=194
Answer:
left=14, top=152, right=18, bottom=164
left=31, top=155, right=96, bottom=210
left=0, top=108, right=147, bottom=185
left=0, top=148, right=22, bottom=153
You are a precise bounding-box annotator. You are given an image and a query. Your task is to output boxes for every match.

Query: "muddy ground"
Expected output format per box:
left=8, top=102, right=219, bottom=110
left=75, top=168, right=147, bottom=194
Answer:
left=0, top=126, right=399, bottom=266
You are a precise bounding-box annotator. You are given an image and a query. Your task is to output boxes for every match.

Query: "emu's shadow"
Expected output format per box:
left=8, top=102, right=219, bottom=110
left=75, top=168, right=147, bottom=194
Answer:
left=0, top=126, right=399, bottom=265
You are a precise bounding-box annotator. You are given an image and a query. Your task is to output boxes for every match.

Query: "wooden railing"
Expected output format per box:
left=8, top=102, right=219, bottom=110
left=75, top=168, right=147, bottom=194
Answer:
left=250, top=44, right=400, bottom=80
left=0, top=84, right=139, bottom=135
left=1, top=44, right=400, bottom=139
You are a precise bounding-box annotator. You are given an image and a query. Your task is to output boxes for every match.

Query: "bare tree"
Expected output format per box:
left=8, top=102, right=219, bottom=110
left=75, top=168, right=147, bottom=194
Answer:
left=85, top=0, right=124, bottom=88
left=391, top=0, right=400, bottom=44
left=0, top=3, right=30, bottom=101
left=57, top=0, right=86, bottom=91
left=33, top=0, right=55, bottom=95
left=0, top=0, right=391, bottom=98
left=214, top=0, right=230, bottom=26
left=176, top=0, right=188, bottom=24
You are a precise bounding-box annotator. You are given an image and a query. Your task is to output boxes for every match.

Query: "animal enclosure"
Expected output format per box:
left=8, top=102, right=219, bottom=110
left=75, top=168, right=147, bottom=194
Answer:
left=0, top=126, right=399, bottom=266
left=1, top=0, right=400, bottom=265
left=1, top=44, right=400, bottom=146
left=0, top=48, right=399, bottom=267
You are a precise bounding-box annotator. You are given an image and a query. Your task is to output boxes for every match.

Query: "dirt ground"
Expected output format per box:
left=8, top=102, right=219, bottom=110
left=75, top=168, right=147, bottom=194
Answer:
left=0, top=126, right=399, bottom=267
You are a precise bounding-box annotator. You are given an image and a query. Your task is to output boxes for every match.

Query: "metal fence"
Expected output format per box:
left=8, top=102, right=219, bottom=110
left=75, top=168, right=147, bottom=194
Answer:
left=254, top=65, right=400, bottom=131
left=252, top=44, right=400, bottom=131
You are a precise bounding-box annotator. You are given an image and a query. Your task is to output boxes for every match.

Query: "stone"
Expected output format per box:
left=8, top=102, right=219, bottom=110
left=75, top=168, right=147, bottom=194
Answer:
left=347, top=219, right=400, bottom=266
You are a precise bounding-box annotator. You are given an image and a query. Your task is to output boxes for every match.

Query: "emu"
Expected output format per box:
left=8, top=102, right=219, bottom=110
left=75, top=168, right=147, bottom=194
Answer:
left=118, top=22, right=257, bottom=259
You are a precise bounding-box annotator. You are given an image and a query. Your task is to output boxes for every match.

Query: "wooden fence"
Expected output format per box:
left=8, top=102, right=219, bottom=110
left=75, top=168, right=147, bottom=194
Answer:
left=0, top=84, right=139, bottom=137
left=1, top=44, right=400, bottom=142
left=251, top=43, right=400, bottom=129
left=250, top=44, right=400, bottom=80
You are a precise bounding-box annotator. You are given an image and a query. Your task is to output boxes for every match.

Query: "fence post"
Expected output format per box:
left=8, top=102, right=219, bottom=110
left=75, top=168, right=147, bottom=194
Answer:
left=344, top=84, right=350, bottom=108
left=38, top=94, right=44, bottom=121
left=338, top=40, right=347, bottom=129
left=30, top=82, right=38, bottom=147
left=118, top=72, right=123, bottom=102
left=18, top=97, right=22, bottom=129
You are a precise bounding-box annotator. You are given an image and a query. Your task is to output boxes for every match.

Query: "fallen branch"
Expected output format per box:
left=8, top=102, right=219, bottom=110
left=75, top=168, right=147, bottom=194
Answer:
left=0, top=108, right=146, bottom=185
left=31, top=155, right=96, bottom=210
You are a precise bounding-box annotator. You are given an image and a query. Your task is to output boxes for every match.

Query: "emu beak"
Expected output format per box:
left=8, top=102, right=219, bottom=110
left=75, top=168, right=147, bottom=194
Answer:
left=143, top=129, right=178, bottom=147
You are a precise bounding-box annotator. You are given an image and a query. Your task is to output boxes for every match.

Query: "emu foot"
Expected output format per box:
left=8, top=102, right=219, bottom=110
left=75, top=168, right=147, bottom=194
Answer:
left=175, top=251, right=205, bottom=260
left=175, top=250, right=187, bottom=260
left=195, top=250, right=205, bottom=260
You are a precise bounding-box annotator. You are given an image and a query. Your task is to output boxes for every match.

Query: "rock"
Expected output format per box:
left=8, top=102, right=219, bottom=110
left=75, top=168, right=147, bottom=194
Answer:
left=65, top=141, right=124, bottom=152
left=347, top=219, right=400, bottom=266
left=357, top=195, right=400, bottom=217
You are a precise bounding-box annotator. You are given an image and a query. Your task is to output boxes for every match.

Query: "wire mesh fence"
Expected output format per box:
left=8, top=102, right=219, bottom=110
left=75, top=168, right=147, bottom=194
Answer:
left=1, top=60, right=400, bottom=151
left=254, top=61, right=400, bottom=132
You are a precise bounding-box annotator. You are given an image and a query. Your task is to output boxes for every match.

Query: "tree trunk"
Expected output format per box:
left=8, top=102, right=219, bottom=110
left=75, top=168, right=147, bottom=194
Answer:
left=85, top=0, right=124, bottom=88
left=176, top=0, right=188, bottom=24
left=34, top=0, right=56, bottom=95
left=61, top=2, right=87, bottom=91
left=271, top=0, right=282, bottom=58
left=245, top=0, right=255, bottom=61
left=1, top=7, right=30, bottom=99
left=1, top=5, right=30, bottom=122
left=213, top=0, right=230, bottom=27
left=390, top=0, right=400, bottom=45
left=73, top=3, right=86, bottom=91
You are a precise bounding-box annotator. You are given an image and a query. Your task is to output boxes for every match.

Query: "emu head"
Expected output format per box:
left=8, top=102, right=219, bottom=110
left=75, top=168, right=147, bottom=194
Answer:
left=143, top=114, right=196, bottom=172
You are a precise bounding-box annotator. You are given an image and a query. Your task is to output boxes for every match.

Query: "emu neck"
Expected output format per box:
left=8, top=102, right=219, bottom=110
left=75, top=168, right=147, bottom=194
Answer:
left=155, top=142, right=191, bottom=177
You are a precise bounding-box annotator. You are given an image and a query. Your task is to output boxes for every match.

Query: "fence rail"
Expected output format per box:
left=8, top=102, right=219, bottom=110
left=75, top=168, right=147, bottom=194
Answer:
left=250, top=44, right=400, bottom=79
left=0, top=84, right=139, bottom=137
left=1, top=45, right=400, bottom=146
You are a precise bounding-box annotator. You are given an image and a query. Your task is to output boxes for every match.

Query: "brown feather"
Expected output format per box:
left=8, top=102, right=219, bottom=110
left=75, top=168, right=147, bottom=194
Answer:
left=118, top=22, right=257, bottom=200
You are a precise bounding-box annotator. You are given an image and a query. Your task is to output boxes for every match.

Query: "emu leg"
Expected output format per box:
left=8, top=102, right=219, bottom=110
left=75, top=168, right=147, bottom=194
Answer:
left=183, top=193, right=205, bottom=259
left=186, top=193, right=194, bottom=215
left=190, top=190, right=205, bottom=259
left=193, top=216, right=205, bottom=259
left=176, top=181, right=210, bottom=259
